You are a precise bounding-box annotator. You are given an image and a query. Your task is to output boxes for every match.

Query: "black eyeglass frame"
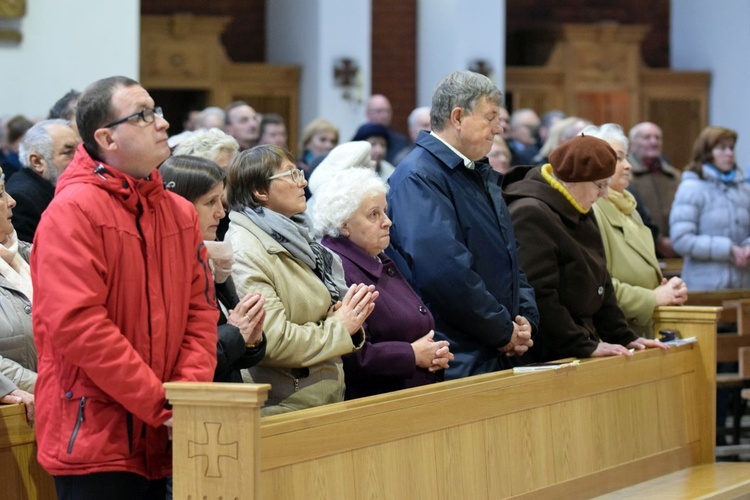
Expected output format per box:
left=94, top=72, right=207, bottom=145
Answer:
left=102, top=106, right=163, bottom=129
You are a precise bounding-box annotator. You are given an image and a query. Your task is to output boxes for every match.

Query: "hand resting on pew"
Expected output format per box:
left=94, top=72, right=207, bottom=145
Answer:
left=0, top=388, right=34, bottom=425
left=590, top=337, right=669, bottom=358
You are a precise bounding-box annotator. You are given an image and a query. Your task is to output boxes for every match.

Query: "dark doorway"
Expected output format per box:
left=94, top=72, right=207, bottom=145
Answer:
left=147, top=89, right=209, bottom=135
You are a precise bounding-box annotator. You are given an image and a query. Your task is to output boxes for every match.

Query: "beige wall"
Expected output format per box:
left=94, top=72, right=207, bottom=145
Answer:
left=0, top=0, right=140, bottom=119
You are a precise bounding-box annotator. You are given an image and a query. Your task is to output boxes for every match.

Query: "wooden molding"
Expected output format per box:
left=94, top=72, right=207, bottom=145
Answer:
left=0, top=29, right=20, bottom=42
left=0, top=0, right=26, bottom=18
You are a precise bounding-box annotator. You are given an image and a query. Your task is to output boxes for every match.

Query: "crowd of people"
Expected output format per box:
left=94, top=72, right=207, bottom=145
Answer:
left=0, top=69, right=747, bottom=498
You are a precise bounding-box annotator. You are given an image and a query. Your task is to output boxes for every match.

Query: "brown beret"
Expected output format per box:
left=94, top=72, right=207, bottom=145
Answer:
left=549, top=135, right=617, bottom=183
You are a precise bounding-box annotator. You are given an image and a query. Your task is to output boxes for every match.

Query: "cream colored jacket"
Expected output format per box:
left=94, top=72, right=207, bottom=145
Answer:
left=226, top=211, right=363, bottom=415
left=594, top=196, right=663, bottom=338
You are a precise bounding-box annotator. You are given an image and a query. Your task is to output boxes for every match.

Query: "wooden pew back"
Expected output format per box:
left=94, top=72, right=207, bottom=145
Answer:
left=166, top=306, right=720, bottom=499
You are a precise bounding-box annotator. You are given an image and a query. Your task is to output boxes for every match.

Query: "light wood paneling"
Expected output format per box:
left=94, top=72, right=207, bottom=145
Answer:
left=0, top=404, right=55, bottom=500
left=140, top=15, right=301, bottom=154
left=161, top=306, right=722, bottom=499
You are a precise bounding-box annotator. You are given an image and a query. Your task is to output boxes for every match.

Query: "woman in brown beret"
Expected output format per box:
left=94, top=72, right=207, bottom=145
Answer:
left=503, top=135, right=666, bottom=362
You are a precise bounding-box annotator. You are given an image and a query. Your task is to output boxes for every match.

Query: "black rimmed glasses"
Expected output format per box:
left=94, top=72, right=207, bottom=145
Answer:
left=103, top=106, right=163, bottom=128
left=268, top=168, right=305, bottom=185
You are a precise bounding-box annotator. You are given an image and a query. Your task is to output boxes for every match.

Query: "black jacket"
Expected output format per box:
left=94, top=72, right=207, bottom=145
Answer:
left=5, top=168, right=55, bottom=243
left=215, top=278, right=266, bottom=383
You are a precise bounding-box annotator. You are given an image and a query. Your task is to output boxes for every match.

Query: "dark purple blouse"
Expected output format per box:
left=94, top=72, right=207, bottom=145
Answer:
left=322, top=236, right=440, bottom=399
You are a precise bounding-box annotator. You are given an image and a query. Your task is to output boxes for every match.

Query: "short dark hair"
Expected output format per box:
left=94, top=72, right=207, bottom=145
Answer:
left=49, top=89, right=81, bottom=121
left=259, top=113, right=285, bottom=137
left=77, top=76, right=139, bottom=159
left=160, top=155, right=226, bottom=203
left=226, top=145, right=295, bottom=211
left=6, top=115, right=33, bottom=144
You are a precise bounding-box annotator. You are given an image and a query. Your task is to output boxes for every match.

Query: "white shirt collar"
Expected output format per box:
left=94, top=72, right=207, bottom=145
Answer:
left=431, top=131, right=475, bottom=170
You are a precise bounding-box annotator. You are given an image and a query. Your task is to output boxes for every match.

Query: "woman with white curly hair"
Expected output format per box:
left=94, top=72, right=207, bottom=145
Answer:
left=312, top=167, right=453, bottom=399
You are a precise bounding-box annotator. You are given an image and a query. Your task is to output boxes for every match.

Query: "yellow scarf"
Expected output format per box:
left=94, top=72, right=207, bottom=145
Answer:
left=607, top=188, right=637, bottom=215
left=540, top=164, right=588, bottom=214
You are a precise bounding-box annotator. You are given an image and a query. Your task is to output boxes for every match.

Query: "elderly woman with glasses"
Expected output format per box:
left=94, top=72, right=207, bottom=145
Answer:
left=311, top=167, right=453, bottom=399
left=584, top=124, right=688, bottom=339
left=503, top=136, right=666, bottom=362
left=0, top=168, right=35, bottom=423
left=225, top=145, right=378, bottom=415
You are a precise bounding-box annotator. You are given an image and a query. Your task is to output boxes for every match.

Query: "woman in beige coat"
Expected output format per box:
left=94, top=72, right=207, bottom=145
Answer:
left=587, top=124, right=688, bottom=338
left=0, top=169, right=35, bottom=422
left=225, top=145, right=377, bottom=415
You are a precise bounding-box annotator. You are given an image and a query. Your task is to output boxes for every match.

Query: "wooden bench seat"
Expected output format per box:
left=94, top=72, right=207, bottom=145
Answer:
left=687, top=292, right=750, bottom=450
left=597, top=463, right=750, bottom=499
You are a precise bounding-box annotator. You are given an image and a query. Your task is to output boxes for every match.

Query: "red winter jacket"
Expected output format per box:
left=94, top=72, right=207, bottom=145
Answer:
left=31, top=144, right=218, bottom=479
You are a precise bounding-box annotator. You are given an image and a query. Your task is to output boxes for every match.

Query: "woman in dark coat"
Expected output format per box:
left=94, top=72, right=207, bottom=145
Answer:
left=312, top=167, right=453, bottom=399
left=503, top=135, right=666, bottom=362
left=161, top=155, right=266, bottom=382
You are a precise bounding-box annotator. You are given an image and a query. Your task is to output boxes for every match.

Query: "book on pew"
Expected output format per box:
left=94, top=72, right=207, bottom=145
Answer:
left=513, top=359, right=580, bottom=373
left=662, top=336, right=697, bottom=346
left=511, top=338, right=698, bottom=375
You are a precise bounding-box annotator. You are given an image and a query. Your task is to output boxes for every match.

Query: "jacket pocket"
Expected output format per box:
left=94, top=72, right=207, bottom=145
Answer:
left=59, top=394, right=131, bottom=464
left=66, top=397, right=86, bottom=454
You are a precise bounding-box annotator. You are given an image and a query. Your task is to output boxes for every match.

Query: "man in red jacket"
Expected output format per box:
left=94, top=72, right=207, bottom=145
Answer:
left=31, top=76, right=218, bottom=500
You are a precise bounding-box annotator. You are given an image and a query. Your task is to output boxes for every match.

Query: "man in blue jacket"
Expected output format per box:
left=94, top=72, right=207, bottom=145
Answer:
left=387, top=71, right=539, bottom=379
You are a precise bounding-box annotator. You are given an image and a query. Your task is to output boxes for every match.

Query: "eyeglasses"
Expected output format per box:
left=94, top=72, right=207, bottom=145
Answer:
left=268, top=168, right=305, bottom=185
left=591, top=178, right=612, bottom=193
left=103, top=106, right=163, bottom=129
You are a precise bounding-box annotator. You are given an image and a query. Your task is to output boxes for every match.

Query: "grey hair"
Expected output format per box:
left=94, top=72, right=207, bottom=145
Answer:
left=580, top=123, right=629, bottom=151
left=628, top=121, right=660, bottom=143
left=407, top=106, right=430, bottom=129
left=19, top=119, right=70, bottom=168
left=509, top=108, right=539, bottom=128
left=430, top=71, right=502, bottom=132
left=196, top=107, right=226, bottom=129
left=311, top=167, right=389, bottom=238
left=172, top=127, right=239, bottom=164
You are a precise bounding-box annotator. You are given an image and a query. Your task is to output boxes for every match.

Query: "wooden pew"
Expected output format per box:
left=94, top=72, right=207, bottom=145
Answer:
left=166, top=306, right=750, bottom=499
left=0, top=404, right=55, bottom=499
left=688, top=290, right=750, bottom=330
left=686, top=290, right=750, bottom=449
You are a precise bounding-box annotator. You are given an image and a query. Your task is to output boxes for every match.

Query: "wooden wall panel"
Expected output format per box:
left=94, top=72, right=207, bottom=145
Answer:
left=371, top=0, right=417, bottom=136
left=506, top=0, right=670, bottom=68
left=141, top=0, right=265, bottom=63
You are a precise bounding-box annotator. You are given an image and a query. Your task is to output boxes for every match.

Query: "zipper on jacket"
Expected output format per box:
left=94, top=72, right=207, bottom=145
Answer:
left=126, top=413, right=134, bottom=454
left=66, top=397, right=86, bottom=454
left=290, top=367, right=309, bottom=392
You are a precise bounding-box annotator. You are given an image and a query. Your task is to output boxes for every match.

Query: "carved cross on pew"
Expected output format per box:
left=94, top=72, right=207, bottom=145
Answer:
left=334, top=58, right=359, bottom=87
left=188, top=422, right=239, bottom=478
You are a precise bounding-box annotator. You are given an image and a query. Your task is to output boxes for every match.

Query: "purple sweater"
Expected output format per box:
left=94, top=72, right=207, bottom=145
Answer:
left=322, top=236, right=441, bottom=399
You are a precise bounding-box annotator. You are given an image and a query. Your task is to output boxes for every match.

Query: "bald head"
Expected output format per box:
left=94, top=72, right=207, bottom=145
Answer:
left=367, top=94, right=393, bottom=126
left=510, top=108, right=540, bottom=146
left=629, top=122, right=663, bottom=161
left=407, top=106, right=431, bottom=142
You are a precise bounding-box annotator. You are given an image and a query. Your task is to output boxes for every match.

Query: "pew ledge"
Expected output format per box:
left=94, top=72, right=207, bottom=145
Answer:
left=595, top=463, right=750, bottom=499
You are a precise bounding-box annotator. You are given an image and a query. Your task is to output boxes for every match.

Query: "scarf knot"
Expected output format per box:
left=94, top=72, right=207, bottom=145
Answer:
left=242, top=206, right=347, bottom=305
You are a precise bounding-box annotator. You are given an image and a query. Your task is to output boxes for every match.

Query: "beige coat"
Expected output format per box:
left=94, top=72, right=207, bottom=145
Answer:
left=0, top=240, right=36, bottom=395
left=593, top=195, right=663, bottom=338
left=226, top=211, right=363, bottom=416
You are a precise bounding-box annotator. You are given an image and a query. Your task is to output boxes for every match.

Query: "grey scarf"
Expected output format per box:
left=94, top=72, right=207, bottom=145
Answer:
left=242, top=206, right=347, bottom=305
